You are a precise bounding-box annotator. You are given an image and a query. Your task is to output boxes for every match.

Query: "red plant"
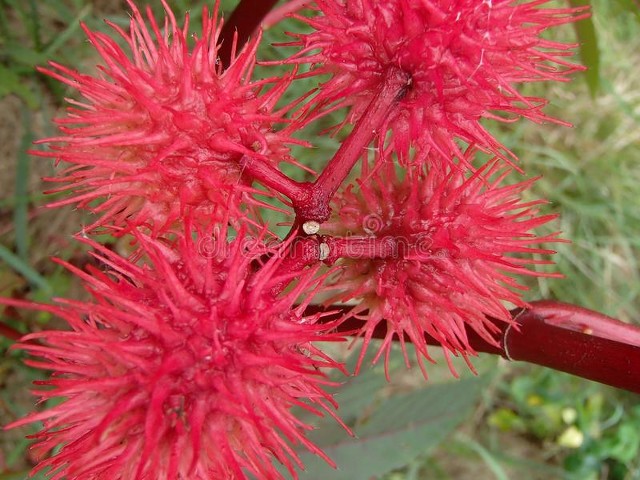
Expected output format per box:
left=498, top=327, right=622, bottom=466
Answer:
left=35, top=0, right=304, bottom=235
left=284, top=0, right=587, bottom=163
left=321, top=157, right=562, bottom=378
left=4, top=228, right=346, bottom=479
left=3, top=1, right=640, bottom=479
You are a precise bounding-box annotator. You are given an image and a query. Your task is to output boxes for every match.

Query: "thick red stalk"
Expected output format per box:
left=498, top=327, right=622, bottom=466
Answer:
left=218, top=0, right=280, bottom=69
left=525, top=300, right=640, bottom=347
left=306, top=302, right=640, bottom=394
left=504, top=305, right=640, bottom=394
left=296, top=68, right=410, bottom=223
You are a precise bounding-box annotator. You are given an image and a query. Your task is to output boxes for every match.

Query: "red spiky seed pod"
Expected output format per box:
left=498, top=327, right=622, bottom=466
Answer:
left=287, top=0, right=586, bottom=163
left=36, top=0, right=303, bottom=235
left=5, top=229, right=346, bottom=479
left=323, top=155, right=562, bottom=376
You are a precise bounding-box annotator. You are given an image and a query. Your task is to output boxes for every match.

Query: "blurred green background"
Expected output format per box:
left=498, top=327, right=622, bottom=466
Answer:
left=0, top=0, right=638, bottom=479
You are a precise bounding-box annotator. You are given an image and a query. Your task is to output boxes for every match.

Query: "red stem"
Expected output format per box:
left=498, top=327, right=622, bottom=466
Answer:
left=523, top=300, right=640, bottom=347
left=269, top=236, right=322, bottom=295
left=322, top=235, right=398, bottom=264
left=0, top=321, right=22, bottom=341
left=281, top=236, right=322, bottom=270
left=241, top=70, right=409, bottom=225
left=296, top=68, right=410, bottom=223
left=504, top=305, right=640, bottom=394
left=306, top=301, right=640, bottom=394
left=218, top=0, right=280, bottom=69
left=239, top=156, right=310, bottom=202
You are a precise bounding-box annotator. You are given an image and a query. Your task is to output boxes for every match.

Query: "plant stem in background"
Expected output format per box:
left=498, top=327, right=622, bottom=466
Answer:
left=0, top=321, right=22, bottom=341
left=218, top=0, right=280, bottom=68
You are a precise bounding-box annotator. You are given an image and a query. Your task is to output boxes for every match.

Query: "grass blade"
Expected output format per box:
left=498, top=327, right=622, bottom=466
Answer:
left=14, top=107, right=32, bottom=261
left=0, top=244, right=51, bottom=294
left=569, top=0, right=601, bottom=97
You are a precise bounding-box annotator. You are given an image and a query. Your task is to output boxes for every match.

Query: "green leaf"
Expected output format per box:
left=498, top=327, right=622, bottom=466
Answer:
left=569, top=0, right=601, bottom=97
left=292, top=375, right=486, bottom=479
left=332, top=367, right=388, bottom=426
left=0, top=65, right=38, bottom=108
left=602, top=423, right=640, bottom=464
